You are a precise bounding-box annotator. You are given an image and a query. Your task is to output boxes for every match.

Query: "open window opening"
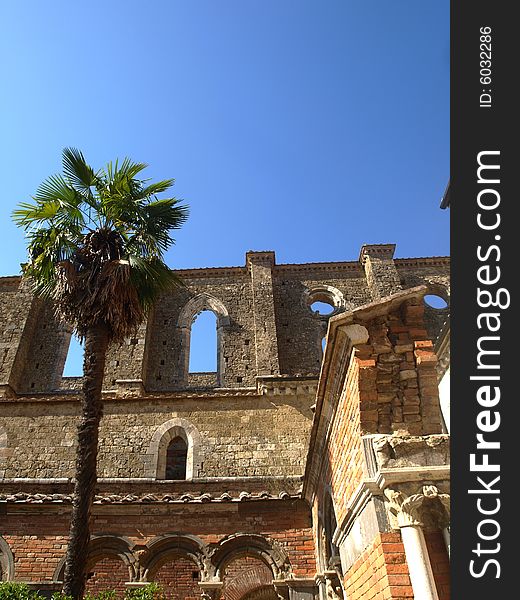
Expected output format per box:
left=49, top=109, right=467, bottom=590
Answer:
left=189, top=310, right=217, bottom=373
left=63, top=334, right=85, bottom=377
left=165, top=436, right=188, bottom=480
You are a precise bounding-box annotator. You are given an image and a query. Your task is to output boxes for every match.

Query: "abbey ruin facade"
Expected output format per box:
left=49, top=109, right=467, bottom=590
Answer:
left=0, top=244, right=450, bottom=600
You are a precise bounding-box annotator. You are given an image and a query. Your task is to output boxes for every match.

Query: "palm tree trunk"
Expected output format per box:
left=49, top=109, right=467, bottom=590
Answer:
left=63, top=324, right=110, bottom=600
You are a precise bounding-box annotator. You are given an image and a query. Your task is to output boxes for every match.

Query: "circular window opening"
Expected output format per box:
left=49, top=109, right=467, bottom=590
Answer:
left=311, top=301, right=335, bottom=315
left=424, top=294, right=448, bottom=309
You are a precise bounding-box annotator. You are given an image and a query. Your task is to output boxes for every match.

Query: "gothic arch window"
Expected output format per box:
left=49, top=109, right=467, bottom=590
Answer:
left=165, top=436, right=188, bottom=480
left=176, top=293, right=230, bottom=387
left=144, top=418, right=203, bottom=480
left=63, top=333, right=85, bottom=377
left=189, top=310, right=218, bottom=374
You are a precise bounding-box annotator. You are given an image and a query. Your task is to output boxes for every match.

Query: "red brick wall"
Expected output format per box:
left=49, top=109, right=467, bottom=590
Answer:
left=329, top=353, right=364, bottom=526
left=152, top=556, right=200, bottom=599
left=424, top=531, right=450, bottom=600
left=2, top=500, right=315, bottom=584
left=85, top=556, right=129, bottom=597
left=343, top=533, right=413, bottom=600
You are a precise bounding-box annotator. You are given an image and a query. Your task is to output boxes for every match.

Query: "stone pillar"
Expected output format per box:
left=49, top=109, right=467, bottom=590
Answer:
left=246, top=251, right=280, bottom=376
left=400, top=525, right=439, bottom=600
left=359, top=244, right=401, bottom=301
left=385, top=487, right=450, bottom=600
left=442, top=528, right=451, bottom=558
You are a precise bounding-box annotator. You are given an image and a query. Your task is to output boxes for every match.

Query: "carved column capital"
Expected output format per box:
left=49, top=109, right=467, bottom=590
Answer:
left=385, top=488, right=424, bottom=527
left=385, top=485, right=450, bottom=529
left=131, top=547, right=149, bottom=582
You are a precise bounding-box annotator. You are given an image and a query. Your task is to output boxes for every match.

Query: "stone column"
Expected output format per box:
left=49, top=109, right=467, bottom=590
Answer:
left=400, top=524, right=439, bottom=600
left=385, top=488, right=440, bottom=600
left=246, top=251, right=280, bottom=376
left=359, top=244, right=401, bottom=301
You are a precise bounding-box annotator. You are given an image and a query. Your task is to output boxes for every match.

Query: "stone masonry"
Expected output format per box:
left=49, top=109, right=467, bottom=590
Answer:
left=0, top=244, right=450, bottom=600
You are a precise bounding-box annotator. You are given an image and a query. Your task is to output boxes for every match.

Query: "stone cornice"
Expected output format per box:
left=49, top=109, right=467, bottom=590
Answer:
left=1, top=374, right=319, bottom=404
left=0, top=475, right=304, bottom=505
left=395, top=256, right=450, bottom=268
left=0, top=254, right=450, bottom=283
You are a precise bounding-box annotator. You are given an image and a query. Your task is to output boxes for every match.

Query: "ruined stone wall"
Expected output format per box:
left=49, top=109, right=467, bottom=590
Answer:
left=0, top=245, right=449, bottom=396
left=0, top=278, right=39, bottom=393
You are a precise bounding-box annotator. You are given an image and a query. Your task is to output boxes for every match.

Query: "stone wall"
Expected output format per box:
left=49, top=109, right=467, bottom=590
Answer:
left=0, top=386, right=314, bottom=480
left=0, top=246, right=449, bottom=396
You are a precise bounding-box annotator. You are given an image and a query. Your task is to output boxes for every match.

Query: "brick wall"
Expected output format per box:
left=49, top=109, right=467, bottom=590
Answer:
left=152, top=556, right=201, bottom=599
left=424, top=531, right=450, bottom=600
left=356, top=299, right=443, bottom=436
left=85, top=557, right=129, bottom=597
left=343, top=533, right=412, bottom=600
left=1, top=499, right=315, bottom=584
left=222, top=555, right=273, bottom=600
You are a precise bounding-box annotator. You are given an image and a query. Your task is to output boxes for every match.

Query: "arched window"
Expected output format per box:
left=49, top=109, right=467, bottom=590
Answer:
left=166, top=436, right=188, bottom=480
left=177, top=294, right=230, bottom=387
left=144, top=418, right=204, bottom=480
left=324, top=492, right=342, bottom=573
left=189, top=310, right=217, bottom=373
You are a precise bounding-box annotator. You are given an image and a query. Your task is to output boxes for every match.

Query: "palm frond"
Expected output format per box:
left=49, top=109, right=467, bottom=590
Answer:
left=13, top=149, right=188, bottom=343
left=138, top=179, right=175, bottom=198
left=62, top=147, right=97, bottom=193
left=128, top=255, right=182, bottom=311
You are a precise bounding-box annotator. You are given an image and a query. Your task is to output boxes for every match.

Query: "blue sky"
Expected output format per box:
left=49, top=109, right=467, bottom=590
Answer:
left=0, top=1, right=449, bottom=374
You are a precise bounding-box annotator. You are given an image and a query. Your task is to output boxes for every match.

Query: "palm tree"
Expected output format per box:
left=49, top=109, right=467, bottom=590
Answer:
left=12, top=148, right=189, bottom=599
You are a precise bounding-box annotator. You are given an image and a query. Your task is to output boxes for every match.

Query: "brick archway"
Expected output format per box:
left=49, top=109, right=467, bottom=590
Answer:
left=222, top=555, right=274, bottom=600
left=242, top=588, right=279, bottom=600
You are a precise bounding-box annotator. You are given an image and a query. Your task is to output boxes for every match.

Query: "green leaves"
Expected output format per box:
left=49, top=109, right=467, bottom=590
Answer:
left=12, top=147, right=189, bottom=341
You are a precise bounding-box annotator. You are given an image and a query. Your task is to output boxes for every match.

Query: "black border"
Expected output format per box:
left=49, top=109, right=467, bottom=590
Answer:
left=451, top=2, right=515, bottom=595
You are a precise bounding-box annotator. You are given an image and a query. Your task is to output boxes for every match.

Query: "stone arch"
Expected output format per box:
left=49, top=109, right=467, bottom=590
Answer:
left=144, top=418, right=203, bottom=480
left=0, top=536, right=15, bottom=581
left=222, top=556, right=275, bottom=600
left=53, top=535, right=137, bottom=583
left=141, top=534, right=207, bottom=581
left=210, top=534, right=291, bottom=581
left=177, top=293, right=230, bottom=387
left=302, top=285, right=346, bottom=319
left=242, top=588, right=279, bottom=600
